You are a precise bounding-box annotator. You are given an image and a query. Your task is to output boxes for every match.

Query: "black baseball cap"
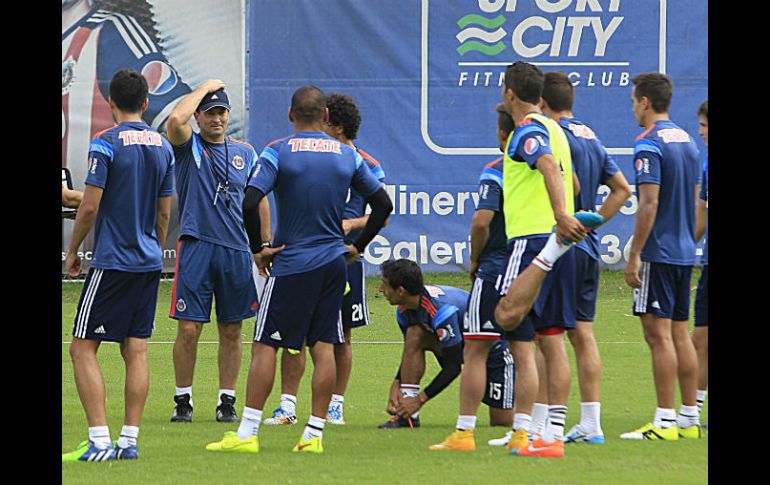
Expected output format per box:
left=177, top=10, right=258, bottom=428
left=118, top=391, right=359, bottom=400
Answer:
left=197, top=89, right=231, bottom=112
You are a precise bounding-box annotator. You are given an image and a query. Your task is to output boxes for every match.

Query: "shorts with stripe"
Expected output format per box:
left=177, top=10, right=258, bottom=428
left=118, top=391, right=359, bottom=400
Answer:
left=482, top=345, right=515, bottom=409
left=254, top=256, right=347, bottom=350
left=341, top=260, right=370, bottom=330
left=632, top=261, right=693, bottom=320
left=169, top=237, right=258, bottom=323
left=72, top=268, right=161, bottom=342
left=694, top=265, right=708, bottom=327
left=575, top=248, right=600, bottom=322
left=498, top=237, right=577, bottom=335
left=464, top=277, right=531, bottom=342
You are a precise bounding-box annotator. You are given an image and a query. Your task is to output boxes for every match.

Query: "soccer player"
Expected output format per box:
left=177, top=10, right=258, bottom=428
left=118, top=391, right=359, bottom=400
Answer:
left=62, top=69, right=175, bottom=462
left=621, top=73, right=702, bottom=441
left=375, top=259, right=514, bottom=434
left=692, top=101, right=708, bottom=423
left=205, top=85, right=392, bottom=454
left=536, top=71, right=633, bottom=444
left=492, top=61, right=602, bottom=459
left=166, top=80, right=270, bottom=423
left=430, top=104, right=528, bottom=451
left=264, top=93, right=386, bottom=427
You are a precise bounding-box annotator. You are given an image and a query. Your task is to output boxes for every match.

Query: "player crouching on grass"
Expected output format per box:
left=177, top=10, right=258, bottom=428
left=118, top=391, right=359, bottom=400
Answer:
left=377, top=259, right=515, bottom=433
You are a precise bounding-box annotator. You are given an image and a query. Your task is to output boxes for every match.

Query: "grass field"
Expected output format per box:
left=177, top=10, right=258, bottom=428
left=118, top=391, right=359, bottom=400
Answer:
left=62, top=270, right=707, bottom=484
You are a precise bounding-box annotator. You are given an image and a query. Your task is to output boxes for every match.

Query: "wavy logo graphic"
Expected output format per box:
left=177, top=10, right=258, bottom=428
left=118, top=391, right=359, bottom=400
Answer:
left=456, top=14, right=506, bottom=56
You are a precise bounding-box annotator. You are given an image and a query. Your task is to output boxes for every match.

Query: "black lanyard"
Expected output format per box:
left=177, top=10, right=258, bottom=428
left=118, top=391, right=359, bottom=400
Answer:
left=208, top=137, right=230, bottom=207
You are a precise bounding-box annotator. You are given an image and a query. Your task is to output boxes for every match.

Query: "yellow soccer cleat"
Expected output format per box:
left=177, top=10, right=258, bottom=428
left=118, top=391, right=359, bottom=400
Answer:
left=505, top=428, right=530, bottom=451
left=678, top=424, right=703, bottom=439
left=429, top=429, right=475, bottom=451
left=205, top=431, right=259, bottom=453
left=620, top=423, right=679, bottom=441
left=293, top=436, right=323, bottom=453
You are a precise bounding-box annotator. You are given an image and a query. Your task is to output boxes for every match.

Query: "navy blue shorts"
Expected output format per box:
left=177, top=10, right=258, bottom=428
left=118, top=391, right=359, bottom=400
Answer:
left=170, top=237, right=258, bottom=323
left=632, top=262, right=692, bottom=321
left=341, top=260, right=369, bottom=330
left=575, top=248, right=600, bottom=322
left=72, top=268, right=161, bottom=342
left=694, top=266, right=708, bottom=327
left=498, top=237, right=577, bottom=336
left=464, top=277, right=533, bottom=342
left=254, top=256, right=347, bottom=350
left=482, top=344, right=515, bottom=410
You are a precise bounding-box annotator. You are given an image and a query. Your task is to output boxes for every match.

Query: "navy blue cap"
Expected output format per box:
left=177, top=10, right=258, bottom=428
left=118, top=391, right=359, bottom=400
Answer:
left=197, top=89, right=231, bottom=112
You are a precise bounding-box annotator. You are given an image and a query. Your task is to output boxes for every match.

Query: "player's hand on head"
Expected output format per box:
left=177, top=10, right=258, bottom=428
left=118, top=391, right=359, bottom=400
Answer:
left=344, top=244, right=361, bottom=265
left=202, top=79, right=226, bottom=93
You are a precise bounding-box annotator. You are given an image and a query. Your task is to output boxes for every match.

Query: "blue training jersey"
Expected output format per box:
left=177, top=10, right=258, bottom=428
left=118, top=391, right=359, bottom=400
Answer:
left=633, top=120, right=701, bottom=265
left=249, top=131, right=382, bottom=276
left=344, top=147, right=386, bottom=245
left=700, top=155, right=708, bottom=265
left=559, top=117, right=620, bottom=261
left=85, top=121, right=175, bottom=272
left=475, top=157, right=508, bottom=283
left=396, top=285, right=467, bottom=349
left=173, top=133, right=258, bottom=252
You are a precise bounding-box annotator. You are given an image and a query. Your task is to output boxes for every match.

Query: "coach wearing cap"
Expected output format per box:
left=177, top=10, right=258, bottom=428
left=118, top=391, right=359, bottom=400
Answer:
left=165, top=79, right=272, bottom=424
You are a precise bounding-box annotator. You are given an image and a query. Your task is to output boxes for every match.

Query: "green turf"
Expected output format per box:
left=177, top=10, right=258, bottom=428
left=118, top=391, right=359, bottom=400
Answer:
left=62, top=270, right=707, bottom=483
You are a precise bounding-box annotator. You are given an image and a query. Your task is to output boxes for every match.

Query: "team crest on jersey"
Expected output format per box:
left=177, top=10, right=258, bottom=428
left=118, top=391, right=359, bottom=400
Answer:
left=176, top=299, right=187, bottom=312
left=232, top=155, right=245, bottom=170
left=437, top=328, right=448, bottom=341
left=141, top=61, right=178, bottom=96
left=62, top=56, right=76, bottom=95
left=524, top=137, right=540, bottom=155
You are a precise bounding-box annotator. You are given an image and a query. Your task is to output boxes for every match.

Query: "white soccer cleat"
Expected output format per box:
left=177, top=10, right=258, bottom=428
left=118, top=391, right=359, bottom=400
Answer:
left=487, top=430, right=513, bottom=446
left=565, top=424, right=605, bottom=444
left=263, top=406, right=297, bottom=426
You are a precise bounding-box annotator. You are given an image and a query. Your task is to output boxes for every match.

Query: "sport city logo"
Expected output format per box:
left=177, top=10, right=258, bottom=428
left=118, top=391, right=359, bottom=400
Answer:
left=421, top=0, right=667, bottom=156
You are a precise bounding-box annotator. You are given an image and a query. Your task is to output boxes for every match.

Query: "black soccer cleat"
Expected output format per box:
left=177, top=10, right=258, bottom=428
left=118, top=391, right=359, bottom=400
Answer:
left=377, top=415, right=421, bottom=429
left=216, top=394, right=239, bottom=423
left=171, top=393, right=193, bottom=423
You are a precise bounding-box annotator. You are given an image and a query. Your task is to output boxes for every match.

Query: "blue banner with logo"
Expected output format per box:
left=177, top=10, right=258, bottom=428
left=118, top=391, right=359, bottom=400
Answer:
left=247, top=0, right=708, bottom=272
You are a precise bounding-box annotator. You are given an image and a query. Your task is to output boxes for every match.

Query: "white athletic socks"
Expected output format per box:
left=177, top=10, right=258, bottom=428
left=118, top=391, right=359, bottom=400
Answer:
left=653, top=407, right=677, bottom=429
left=302, top=415, right=326, bottom=441
left=532, top=232, right=571, bottom=272
left=401, top=385, right=421, bottom=419
left=88, top=426, right=112, bottom=450
left=117, top=425, right=139, bottom=449
left=219, top=389, right=235, bottom=405
left=696, top=389, right=707, bottom=414
left=456, top=415, right=477, bottom=431
left=579, top=402, right=602, bottom=434
left=543, top=405, right=567, bottom=442
left=531, top=403, right=549, bottom=436
left=677, top=405, right=700, bottom=428
left=280, top=394, right=297, bottom=415
left=237, top=407, right=263, bottom=440
left=513, top=413, right=533, bottom=438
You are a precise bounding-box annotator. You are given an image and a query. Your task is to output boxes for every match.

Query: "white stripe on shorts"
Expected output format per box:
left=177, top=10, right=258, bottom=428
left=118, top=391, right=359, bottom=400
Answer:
left=337, top=310, right=345, bottom=342
left=360, top=263, right=371, bottom=326
left=75, top=268, right=103, bottom=339
left=500, top=240, right=527, bottom=295
left=635, top=262, right=651, bottom=313
left=254, top=277, right=275, bottom=341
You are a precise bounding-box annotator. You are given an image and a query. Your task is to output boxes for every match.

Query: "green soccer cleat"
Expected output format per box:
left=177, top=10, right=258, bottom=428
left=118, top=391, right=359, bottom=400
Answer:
left=292, top=436, right=323, bottom=453
left=62, top=440, right=116, bottom=462
left=205, top=431, right=259, bottom=453
left=620, top=423, right=679, bottom=440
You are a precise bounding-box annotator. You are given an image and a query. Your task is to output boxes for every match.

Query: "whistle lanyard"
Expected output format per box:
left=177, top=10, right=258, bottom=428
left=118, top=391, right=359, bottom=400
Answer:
left=209, top=138, right=230, bottom=207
